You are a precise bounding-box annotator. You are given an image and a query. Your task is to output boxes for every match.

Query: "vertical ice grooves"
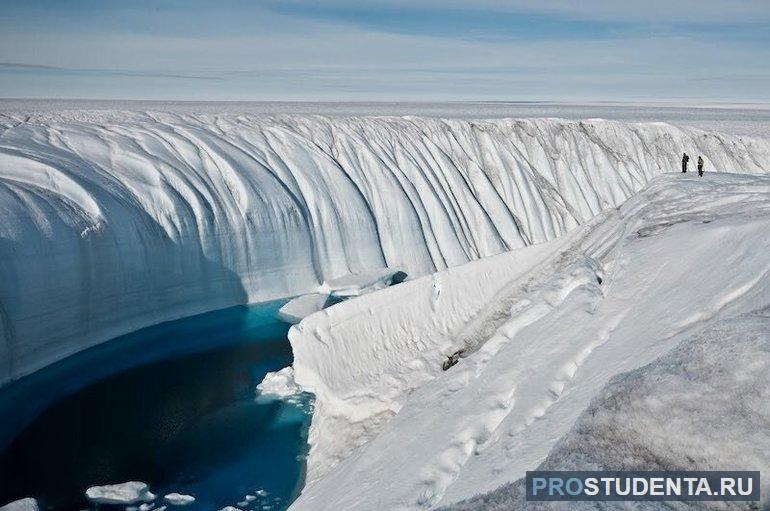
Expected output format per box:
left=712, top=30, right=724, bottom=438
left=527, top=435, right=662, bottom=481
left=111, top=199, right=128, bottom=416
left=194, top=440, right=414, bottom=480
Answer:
left=1, top=114, right=769, bottom=383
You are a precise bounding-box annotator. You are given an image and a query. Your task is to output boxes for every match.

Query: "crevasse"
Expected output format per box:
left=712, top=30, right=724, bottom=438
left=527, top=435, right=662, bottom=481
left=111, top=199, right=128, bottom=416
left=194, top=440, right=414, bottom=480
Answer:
left=1, top=113, right=769, bottom=383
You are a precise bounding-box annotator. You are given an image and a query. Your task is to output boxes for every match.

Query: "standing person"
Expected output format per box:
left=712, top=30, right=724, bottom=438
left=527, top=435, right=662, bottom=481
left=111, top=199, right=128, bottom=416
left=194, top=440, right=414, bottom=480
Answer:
left=682, top=152, right=689, bottom=173
left=698, top=156, right=704, bottom=177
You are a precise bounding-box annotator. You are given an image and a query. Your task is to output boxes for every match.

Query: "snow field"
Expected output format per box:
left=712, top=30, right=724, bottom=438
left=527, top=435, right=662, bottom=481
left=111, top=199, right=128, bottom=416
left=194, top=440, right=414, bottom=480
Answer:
left=446, top=308, right=770, bottom=510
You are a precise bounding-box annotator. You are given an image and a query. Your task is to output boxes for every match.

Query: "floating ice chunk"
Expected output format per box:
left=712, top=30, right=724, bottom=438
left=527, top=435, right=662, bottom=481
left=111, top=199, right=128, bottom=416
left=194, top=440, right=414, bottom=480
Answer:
left=163, top=493, right=195, bottom=506
left=0, top=498, right=38, bottom=511
left=138, top=503, right=156, bottom=511
left=218, top=507, right=242, bottom=511
left=257, top=367, right=300, bottom=398
left=277, top=294, right=332, bottom=325
left=237, top=495, right=259, bottom=507
left=85, top=482, right=155, bottom=505
left=255, top=490, right=268, bottom=497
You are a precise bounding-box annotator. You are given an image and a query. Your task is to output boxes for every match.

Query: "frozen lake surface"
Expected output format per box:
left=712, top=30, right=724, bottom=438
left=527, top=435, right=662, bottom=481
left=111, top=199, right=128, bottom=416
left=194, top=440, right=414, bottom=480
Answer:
left=0, top=301, right=311, bottom=511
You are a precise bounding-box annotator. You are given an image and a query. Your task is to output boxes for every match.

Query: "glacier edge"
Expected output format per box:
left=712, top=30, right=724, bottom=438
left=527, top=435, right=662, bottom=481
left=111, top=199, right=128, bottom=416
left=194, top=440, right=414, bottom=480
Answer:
left=1, top=114, right=770, bottom=384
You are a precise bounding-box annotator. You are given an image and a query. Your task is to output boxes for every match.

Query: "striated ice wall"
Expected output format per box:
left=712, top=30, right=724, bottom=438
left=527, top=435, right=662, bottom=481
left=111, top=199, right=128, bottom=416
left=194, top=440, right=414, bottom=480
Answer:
left=1, top=113, right=769, bottom=383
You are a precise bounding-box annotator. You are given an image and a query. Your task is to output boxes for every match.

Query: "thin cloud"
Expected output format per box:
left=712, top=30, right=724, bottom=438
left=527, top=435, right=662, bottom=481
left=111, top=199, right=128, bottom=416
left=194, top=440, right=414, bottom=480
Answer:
left=268, top=0, right=770, bottom=23
left=0, top=62, right=223, bottom=81
left=0, top=1, right=767, bottom=101
left=0, top=62, right=58, bottom=69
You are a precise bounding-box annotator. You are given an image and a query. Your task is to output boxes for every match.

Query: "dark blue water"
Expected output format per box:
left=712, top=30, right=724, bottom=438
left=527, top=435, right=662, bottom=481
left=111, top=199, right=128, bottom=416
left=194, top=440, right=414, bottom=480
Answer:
left=0, top=301, right=312, bottom=511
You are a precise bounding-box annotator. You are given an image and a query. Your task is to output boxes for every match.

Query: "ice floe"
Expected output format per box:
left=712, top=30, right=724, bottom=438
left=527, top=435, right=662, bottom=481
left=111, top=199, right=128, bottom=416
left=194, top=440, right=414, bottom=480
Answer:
left=162, top=493, right=195, bottom=506
left=0, top=498, right=38, bottom=511
left=85, top=481, right=155, bottom=505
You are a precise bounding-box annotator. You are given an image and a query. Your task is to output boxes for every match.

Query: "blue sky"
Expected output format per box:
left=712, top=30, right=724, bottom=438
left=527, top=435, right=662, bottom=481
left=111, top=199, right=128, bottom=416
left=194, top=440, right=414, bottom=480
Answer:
left=0, top=0, right=768, bottom=101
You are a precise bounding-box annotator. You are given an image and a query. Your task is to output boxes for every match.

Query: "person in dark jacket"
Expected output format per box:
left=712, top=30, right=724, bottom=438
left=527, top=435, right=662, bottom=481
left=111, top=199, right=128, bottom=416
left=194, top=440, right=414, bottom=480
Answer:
left=682, top=152, right=689, bottom=173
left=698, top=156, right=704, bottom=177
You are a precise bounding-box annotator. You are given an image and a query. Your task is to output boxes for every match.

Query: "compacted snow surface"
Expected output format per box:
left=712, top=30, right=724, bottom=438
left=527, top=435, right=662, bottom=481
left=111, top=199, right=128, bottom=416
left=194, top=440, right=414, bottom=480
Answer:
left=283, top=173, right=770, bottom=510
left=445, top=308, right=770, bottom=510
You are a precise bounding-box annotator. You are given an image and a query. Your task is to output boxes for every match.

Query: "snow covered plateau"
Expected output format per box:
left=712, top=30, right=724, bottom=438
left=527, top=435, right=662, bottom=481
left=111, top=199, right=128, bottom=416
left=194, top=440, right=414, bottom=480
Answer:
left=1, top=107, right=769, bottom=510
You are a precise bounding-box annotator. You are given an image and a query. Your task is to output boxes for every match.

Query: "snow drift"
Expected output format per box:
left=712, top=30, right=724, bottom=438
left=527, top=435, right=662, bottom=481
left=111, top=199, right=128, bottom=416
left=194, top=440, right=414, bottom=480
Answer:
left=285, top=173, right=770, bottom=510
left=445, top=307, right=770, bottom=510
left=1, top=113, right=770, bottom=383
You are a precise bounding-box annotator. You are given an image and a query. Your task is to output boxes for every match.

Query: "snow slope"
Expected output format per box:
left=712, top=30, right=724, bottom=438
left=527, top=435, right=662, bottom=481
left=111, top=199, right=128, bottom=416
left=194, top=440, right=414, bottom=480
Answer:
left=445, top=307, right=770, bottom=510
left=284, top=173, right=770, bottom=510
left=1, top=113, right=770, bottom=383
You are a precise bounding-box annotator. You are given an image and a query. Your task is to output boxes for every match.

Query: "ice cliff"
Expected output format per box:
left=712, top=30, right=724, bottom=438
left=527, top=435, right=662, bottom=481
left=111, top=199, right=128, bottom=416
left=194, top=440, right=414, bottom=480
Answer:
left=1, top=113, right=770, bottom=383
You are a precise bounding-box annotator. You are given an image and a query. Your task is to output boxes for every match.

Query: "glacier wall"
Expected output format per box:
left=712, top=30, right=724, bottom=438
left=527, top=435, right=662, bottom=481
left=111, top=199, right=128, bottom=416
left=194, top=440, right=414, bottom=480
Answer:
left=1, top=113, right=769, bottom=384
